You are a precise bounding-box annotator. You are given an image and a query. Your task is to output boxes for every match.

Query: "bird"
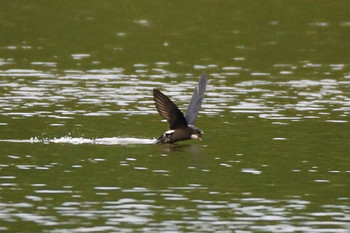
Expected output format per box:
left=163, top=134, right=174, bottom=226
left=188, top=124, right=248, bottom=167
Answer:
left=153, top=73, right=207, bottom=144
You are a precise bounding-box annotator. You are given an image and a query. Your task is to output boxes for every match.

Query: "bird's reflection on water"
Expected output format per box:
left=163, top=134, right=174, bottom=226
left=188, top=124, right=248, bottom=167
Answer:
left=156, top=143, right=206, bottom=154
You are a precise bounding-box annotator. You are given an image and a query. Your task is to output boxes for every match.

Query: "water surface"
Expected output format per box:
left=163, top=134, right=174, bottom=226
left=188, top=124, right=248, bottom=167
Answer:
left=0, top=1, right=349, bottom=232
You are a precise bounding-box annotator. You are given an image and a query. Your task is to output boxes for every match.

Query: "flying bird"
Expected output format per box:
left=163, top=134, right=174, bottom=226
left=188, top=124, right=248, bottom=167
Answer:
left=153, top=73, right=207, bottom=144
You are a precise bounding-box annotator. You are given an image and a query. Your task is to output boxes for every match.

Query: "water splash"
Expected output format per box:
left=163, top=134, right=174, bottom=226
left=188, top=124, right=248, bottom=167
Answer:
left=0, top=137, right=156, bottom=145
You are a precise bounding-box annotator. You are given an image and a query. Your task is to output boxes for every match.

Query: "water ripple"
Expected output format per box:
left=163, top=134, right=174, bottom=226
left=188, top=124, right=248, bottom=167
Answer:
left=0, top=68, right=349, bottom=123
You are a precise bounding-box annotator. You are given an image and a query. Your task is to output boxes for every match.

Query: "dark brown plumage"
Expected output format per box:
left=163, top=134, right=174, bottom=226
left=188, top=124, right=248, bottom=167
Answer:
left=153, top=73, right=207, bottom=144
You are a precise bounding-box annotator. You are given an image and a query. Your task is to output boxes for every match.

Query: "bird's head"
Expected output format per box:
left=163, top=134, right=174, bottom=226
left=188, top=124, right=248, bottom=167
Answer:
left=188, top=125, right=203, bottom=141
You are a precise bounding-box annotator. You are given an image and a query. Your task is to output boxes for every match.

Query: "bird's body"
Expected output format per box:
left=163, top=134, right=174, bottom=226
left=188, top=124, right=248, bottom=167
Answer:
left=153, top=73, right=207, bottom=144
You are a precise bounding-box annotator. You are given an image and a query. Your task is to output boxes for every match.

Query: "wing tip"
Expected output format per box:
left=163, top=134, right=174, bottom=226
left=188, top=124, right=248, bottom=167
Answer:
left=153, top=88, right=159, bottom=95
left=199, top=73, right=208, bottom=85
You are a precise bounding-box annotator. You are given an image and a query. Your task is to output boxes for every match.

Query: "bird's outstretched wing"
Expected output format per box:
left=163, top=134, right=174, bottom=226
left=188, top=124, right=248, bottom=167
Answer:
left=185, top=73, right=207, bottom=125
left=153, top=89, right=188, bottom=130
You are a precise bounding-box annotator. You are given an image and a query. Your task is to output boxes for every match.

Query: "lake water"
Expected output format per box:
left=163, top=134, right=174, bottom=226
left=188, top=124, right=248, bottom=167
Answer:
left=0, top=1, right=349, bottom=232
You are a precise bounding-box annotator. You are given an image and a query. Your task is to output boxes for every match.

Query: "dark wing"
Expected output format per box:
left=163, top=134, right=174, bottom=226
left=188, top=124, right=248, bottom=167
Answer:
left=153, top=89, right=188, bottom=129
left=185, top=73, right=207, bottom=125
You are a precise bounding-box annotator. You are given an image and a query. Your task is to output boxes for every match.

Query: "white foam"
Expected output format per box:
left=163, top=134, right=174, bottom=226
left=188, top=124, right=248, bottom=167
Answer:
left=0, top=137, right=156, bottom=145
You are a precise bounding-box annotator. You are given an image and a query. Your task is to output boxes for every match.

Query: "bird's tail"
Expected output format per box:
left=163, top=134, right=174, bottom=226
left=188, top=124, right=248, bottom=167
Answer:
left=155, top=135, right=164, bottom=144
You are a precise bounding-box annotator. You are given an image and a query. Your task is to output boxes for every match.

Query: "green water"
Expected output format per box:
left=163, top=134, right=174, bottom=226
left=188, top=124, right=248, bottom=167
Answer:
left=0, top=1, right=349, bottom=232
